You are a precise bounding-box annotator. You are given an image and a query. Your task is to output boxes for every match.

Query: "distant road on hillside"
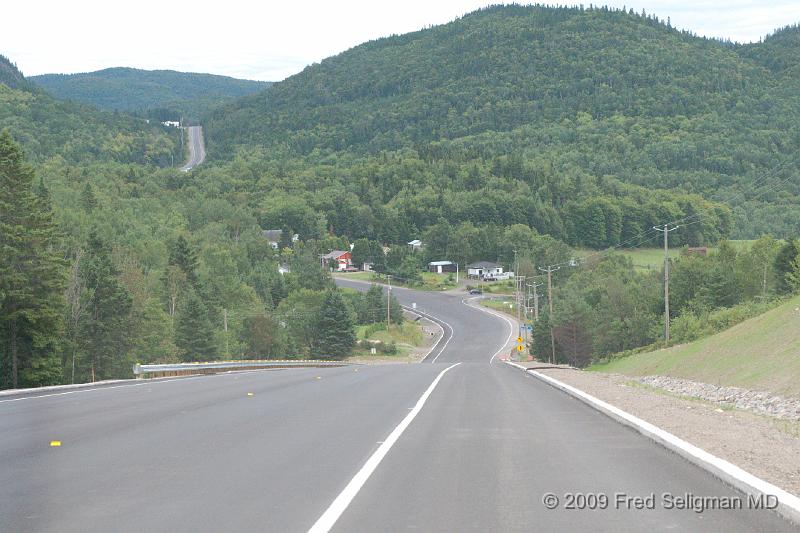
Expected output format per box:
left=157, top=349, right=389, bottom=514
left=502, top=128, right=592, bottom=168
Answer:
left=180, top=126, right=205, bottom=171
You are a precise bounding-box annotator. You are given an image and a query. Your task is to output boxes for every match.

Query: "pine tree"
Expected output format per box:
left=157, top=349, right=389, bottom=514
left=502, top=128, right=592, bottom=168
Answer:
left=775, top=239, right=800, bottom=294
left=313, top=289, right=355, bottom=359
left=0, top=130, right=65, bottom=389
left=174, top=289, right=218, bottom=361
left=80, top=232, right=132, bottom=381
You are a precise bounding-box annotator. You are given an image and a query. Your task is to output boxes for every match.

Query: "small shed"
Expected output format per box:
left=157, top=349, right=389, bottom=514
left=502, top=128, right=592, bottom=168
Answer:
left=428, top=260, right=457, bottom=274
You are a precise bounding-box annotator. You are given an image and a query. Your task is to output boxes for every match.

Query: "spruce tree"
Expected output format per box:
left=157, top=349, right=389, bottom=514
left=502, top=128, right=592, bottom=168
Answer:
left=80, top=232, right=132, bottom=381
left=313, top=289, right=355, bottom=359
left=168, top=235, right=199, bottom=286
left=0, top=130, right=65, bottom=389
left=174, top=289, right=218, bottom=361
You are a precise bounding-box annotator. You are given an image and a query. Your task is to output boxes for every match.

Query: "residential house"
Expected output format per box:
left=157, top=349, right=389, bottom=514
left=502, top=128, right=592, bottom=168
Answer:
left=321, top=250, right=353, bottom=271
left=466, top=261, right=504, bottom=279
left=262, top=229, right=299, bottom=249
left=407, top=239, right=423, bottom=251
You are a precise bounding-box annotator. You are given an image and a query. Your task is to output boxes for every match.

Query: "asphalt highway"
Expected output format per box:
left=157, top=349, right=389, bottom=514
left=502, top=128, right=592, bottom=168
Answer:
left=179, top=125, right=206, bottom=171
left=0, top=280, right=793, bottom=532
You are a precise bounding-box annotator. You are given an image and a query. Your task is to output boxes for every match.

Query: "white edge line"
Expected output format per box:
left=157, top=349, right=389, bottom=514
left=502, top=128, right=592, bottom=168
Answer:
left=308, top=362, right=462, bottom=533
left=0, top=375, right=212, bottom=403
left=400, top=306, right=446, bottom=363
left=463, top=297, right=516, bottom=363
left=503, top=361, right=800, bottom=526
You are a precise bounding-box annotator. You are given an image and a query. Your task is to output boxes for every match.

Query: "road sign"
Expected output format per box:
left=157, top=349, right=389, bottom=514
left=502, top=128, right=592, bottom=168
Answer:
left=517, top=336, right=523, bottom=343
left=516, top=345, right=524, bottom=352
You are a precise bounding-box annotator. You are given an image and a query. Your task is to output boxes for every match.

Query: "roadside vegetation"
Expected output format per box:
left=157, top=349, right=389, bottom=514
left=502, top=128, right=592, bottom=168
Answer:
left=590, top=295, right=800, bottom=398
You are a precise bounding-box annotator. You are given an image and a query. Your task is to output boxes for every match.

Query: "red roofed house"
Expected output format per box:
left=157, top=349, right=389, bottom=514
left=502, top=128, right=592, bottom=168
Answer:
left=320, top=250, right=352, bottom=271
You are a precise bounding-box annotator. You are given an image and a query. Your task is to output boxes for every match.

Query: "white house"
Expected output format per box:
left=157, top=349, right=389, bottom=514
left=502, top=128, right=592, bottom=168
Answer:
left=161, top=120, right=181, bottom=128
left=407, top=239, right=423, bottom=251
left=467, top=261, right=504, bottom=279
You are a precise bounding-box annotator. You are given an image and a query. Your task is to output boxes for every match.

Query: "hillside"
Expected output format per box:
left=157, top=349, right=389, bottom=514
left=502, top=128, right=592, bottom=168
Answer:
left=592, top=296, right=800, bottom=398
left=31, top=68, right=270, bottom=121
left=205, top=5, right=800, bottom=242
left=0, top=56, right=178, bottom=165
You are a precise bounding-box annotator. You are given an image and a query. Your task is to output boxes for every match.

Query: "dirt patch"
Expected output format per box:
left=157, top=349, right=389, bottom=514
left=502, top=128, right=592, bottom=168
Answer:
left=528, top=365, right=800, bottom=496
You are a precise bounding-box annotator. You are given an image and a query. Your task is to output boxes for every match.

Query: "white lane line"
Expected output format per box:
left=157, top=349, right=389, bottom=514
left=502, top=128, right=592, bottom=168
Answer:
left=308, top=362, right=462, bottom=533
left=463, top=297, right=516, bottom=363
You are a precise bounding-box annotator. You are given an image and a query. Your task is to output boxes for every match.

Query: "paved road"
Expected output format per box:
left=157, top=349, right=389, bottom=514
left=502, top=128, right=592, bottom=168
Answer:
left=179, top=125, right=205, bottom=171
left=0, top=280, right=793, bottom=532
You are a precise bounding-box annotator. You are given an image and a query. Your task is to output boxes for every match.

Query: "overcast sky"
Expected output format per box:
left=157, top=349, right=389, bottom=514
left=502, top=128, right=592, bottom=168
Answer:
left=4, top=1, right=800, bottom=82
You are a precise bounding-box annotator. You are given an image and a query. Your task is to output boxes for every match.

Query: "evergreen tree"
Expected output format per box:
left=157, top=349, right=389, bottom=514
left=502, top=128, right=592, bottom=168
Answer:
left=364, top=284, right=384, bottom=323
left=80, top=182, right=98, bottom=212
left=0, top=131, right=65, bottom=389
left=168, top=235, right=199, bottom=286
left=313, top=289, right=355, bottom=359
left=80, top=231, right=132, bottom=381
left=174, top=289, right=218, bottom=361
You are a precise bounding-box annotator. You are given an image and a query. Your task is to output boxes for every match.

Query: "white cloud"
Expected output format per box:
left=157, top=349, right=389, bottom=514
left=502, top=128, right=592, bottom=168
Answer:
left=4, top=1, right=799, bottom=81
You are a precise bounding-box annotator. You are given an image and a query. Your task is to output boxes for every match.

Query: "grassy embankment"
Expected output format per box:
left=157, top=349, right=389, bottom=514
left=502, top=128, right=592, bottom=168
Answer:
left=590, top=295, right=800, bottom=398
left=335, top=271, right=458, bottom=291
left=347, top=321, right=431, bottom=363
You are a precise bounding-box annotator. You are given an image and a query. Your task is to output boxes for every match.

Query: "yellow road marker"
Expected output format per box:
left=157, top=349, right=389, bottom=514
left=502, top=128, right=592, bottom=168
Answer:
left=247, top=392, right=254, bottom=397
left=316, top=376, right=322, bottom=380
left=50, top=440, right=61, bottom=447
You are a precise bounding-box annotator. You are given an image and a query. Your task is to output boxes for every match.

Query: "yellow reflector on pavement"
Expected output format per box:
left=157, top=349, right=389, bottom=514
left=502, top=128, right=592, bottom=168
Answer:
left=50, top=440, right=61, bottom=447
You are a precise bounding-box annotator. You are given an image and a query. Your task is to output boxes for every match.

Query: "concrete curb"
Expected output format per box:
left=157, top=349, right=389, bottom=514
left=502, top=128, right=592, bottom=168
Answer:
left=504, top=361, right=800, bottom=526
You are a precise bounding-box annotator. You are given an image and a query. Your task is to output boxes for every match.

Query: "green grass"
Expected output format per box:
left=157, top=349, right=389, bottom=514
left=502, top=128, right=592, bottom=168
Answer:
left=590, top=295, right=800, bottom=398
left=480, top=298, right=518, bottom=318
left=336, top=271, right=457, bottom=291
left=581, top=240, right=758, bottom=272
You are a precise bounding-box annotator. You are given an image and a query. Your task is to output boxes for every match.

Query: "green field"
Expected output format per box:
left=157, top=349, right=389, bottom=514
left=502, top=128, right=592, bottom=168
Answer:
left=591, top=295, right=800, bottom=398
left=605, top=240, right=758, bottom=271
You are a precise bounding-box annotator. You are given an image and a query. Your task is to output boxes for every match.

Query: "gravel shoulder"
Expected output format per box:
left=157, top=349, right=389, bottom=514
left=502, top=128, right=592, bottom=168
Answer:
left=529, top=365, right=800, bottom=496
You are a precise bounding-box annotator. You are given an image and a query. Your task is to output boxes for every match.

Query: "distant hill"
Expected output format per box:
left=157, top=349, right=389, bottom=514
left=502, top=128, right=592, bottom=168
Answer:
left=205, top=5, right=800, bottom=241
left=592, top=295, right=800, bottom=399
left=31, top=67, right=270, bottom=121
left=0, top=55, right=178, bottom=165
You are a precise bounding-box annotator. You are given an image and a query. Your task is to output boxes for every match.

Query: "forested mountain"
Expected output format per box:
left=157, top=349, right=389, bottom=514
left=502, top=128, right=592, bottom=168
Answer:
left=0, top=54, right=372, bottom=389
left=206, top=4, right=800, bottom=241
left=0, top=56, right=179, bottom=165
left=31, top=67, right=270, bottom=122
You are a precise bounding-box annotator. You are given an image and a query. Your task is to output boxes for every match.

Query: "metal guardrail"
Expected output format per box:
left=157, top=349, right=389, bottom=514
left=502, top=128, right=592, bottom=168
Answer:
left=133, top=360, right=350, bottom=378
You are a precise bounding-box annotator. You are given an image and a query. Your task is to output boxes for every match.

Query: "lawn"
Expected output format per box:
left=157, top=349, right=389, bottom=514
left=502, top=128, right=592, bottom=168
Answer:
left=581, top=240, right=758, bottom=272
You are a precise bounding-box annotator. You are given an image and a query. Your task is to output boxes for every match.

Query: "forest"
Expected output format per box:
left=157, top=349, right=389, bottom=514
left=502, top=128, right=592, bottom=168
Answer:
left=31, top=67, right=270, bottom=123
left=206, top=5, right=800, bottom=240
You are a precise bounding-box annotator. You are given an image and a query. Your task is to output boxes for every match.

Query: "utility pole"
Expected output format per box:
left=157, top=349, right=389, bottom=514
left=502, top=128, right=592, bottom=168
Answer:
left=538, top=265, right=561, bottom=364
left=387, top=275, right=392, bottom=330
left=223, top=309, right=229, bottom=356
left=653, top=224, right=680, bottom=343
left=527, top=282, right=542, bottom=321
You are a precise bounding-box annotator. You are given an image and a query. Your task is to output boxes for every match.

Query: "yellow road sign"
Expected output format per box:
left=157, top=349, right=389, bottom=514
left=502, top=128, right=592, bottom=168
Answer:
left=517, top=345, right=524, bottom=352
left=517, top=337, right=524, bottom=343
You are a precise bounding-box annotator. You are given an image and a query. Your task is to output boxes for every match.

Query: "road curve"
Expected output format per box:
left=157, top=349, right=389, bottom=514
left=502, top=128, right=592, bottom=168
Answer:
left=180, top=126, right=206, bottom=171
left=0, top=282, right=792, bottom=532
